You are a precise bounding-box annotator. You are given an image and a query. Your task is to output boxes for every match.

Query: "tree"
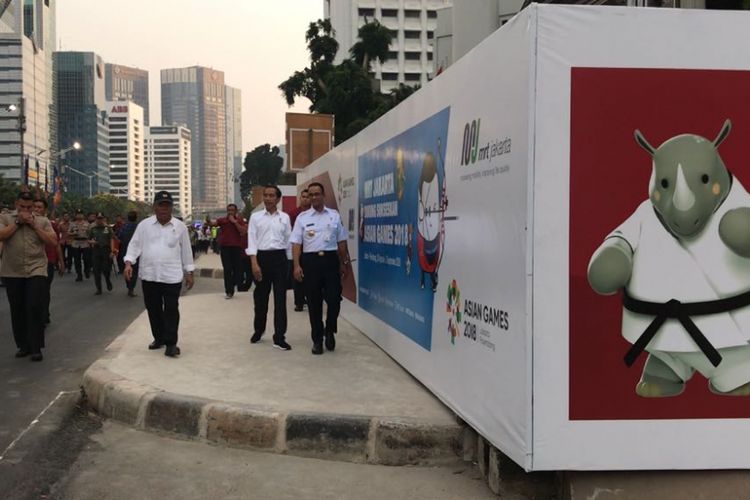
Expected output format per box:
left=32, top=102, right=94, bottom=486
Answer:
left=349, top=19, right=393, bottom=71
left=279, top=18, right=415, bottom=145
left=0, top=173, right=18, bottom=208
left=240, top=144, right=284, bottom=200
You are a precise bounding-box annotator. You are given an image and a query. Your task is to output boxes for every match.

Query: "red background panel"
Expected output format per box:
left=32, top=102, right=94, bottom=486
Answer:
left=569, top=67, right=750, bottom=420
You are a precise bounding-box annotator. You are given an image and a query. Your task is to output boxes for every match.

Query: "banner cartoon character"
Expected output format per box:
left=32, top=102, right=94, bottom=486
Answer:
left=588, top=119, right=750, bottom=397
left=417, top=139, right=452, bottom=292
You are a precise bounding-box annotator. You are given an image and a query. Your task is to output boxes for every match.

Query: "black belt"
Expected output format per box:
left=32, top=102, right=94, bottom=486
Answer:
left=622, top=289, right=750, bottom=368
left=304, top=251, right=337, bottom=257
left=257, top=249, right=286, bottom=253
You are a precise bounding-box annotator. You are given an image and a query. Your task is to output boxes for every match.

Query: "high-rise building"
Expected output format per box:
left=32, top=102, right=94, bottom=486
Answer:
left=53, top=51, right=110, bottom=195
left=224, top=85, right=242, bottom=205
left=324, top=0, right=451, bottom=93
left=0, top=0, right=56, bottom=185
left=145, top=125, right=191, bottom=218
left=105, top=63, right=150, bottom=126
left=107, top=101, right=144, bottom=202
left=161, top=66, right=227, bottom=213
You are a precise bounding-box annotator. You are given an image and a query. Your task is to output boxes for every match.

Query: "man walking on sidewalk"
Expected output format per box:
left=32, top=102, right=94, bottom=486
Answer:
left=248, top=185, right=292, bottom=350
left=123, top=191, right=194, bottom=358
left=0, top=191, right=58, bottom=361
left=207, top=204, right=248, bottom=299
left=288, top=189, right=310, bottom=311
left=291, top=182, right=350, bottom=355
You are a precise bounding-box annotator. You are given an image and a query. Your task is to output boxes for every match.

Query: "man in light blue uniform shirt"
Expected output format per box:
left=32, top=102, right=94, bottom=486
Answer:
left=291, top=182, right=350, bottom=355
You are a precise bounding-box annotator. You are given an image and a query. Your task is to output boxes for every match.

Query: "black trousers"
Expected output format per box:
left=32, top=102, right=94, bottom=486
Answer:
left=220, top=246, right=246, bottom=295
left=254, top=250, right=288, bottom=340
left=44, top=262, right=55, bottom=323
left=4, top=276, right=47, bottom=354
left=126, top=259, right=139, bottom=292
left=83, top=247, right=92, bottom=276
left=300, top=252, right=342, bottom=345
left=92, top=251, right=112, bottom=292
left=63, top=244, right=72, bottom=270
left=142, top=280, right=182, bottom=347
left=71, top=246, right=86, bottom=277
left=289, top=260, right=306, bottom=308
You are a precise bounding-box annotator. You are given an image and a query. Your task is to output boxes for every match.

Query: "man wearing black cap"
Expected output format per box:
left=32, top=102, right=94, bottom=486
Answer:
left=0, top=191, right=58, bottom=361
left=123, top=191, right=194, bottom=358
left=88, top=213, right=115, bottom=295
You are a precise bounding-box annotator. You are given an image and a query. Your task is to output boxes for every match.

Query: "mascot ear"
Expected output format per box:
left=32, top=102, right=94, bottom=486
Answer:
left=634, top=129, right=655, bottom=157
left=713, top=119, right=732, bottom=148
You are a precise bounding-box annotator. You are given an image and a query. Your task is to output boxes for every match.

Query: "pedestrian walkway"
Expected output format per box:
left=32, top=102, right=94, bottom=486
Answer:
left=83, top=252, right=463, bottom=466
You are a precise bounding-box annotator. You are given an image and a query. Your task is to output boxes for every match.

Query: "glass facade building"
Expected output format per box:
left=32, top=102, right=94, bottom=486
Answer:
left=53, top=51, right=109, bottom=195
left=105, top=63, right=149, bottom=126
left=161, top=66, right=227, bottom=213
left=224, top=85, right=242, bottom=205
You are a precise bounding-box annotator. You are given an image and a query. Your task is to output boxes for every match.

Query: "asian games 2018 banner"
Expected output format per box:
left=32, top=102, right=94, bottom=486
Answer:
left=357, top=108, right=451, bottom=351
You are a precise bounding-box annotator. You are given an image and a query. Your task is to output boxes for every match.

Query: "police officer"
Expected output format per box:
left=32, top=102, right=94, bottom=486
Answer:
left=68, top=210, right=90, bottom=281
left=291, top=182, right=350, bottom=355
left=88, top=212, right=115, bottom=295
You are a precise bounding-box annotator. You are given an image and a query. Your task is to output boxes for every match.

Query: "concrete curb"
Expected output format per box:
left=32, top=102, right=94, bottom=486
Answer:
left=81, top=362, right=464, bottom=466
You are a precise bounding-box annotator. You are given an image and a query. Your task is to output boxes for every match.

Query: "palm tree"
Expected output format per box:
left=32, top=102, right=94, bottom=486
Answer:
left=349, top=19, right=393, bottom=71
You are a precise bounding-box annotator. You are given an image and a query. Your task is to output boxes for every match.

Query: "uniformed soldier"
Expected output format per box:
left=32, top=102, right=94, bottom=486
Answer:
left=88, top=212, right=115, bottom=295
left=68, top=210, right=90, bottom=281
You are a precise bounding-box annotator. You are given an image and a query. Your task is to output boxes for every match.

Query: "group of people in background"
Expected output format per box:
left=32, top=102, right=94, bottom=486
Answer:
left=0, top=181, right=350, bottom=362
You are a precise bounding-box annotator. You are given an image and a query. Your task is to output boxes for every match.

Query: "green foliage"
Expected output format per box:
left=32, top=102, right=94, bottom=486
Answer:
left=279, top=18, right=419, bottom=145
left=0, top=173, right=19, bottom=209
left=350, top=19, right=393, bottom=70
left=57, top=193, right=151, bottom=221
left=240, top=144, right=284, bottom=200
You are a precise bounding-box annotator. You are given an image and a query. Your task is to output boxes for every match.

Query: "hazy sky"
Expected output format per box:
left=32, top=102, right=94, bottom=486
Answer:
left=58, top=0, right=323, bottom=151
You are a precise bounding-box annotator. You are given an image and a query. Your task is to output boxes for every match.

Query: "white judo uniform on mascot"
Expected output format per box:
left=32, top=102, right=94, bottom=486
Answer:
left=588, top=119, right=750, bottom=397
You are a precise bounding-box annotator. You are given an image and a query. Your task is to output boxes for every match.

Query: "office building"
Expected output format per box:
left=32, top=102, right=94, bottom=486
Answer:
left=161, top=66, right=227, bottom=213
left=107, top=101, right=144, bottom=201
left=0, top=0, right=56, bottom=185
left=54, top=51, right=110, bottom=195
left=225, top=85, right=242, bottom=205
left=145, top=125, right=191, bottom=217
left=324, top=0, right=451, bottom=92
left=105, top=63, right=150, bottom=126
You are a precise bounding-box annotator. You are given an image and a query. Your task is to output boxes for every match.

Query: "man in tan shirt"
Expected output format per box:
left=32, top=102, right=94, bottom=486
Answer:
left=68, top=210, right=90, bottom=281
left=0, top=191, right=57, bottom=361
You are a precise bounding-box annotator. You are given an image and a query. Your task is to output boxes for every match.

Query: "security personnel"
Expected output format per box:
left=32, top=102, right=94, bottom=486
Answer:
left=88, top=212, right=115, bottom=295
left=68, top=210, right=90, bottom=281
left=291, top=182, right=350, bottom=355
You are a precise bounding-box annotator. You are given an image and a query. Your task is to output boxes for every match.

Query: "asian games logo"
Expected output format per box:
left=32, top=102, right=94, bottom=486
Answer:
left=446, top=279, right=461, bottom=345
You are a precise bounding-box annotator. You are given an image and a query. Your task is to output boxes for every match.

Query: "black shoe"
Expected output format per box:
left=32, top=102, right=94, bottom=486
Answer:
left=30, top=353, right=43, bottom=362
left=85, top=272, right=90, bottom=279
left=127, top=290, right=137, bottom=297
left=148, top=341, right=165, bottom=350
left=294, top=305, right=304, bottom=312
left=273, top=339, right=292, bottom=351
left=94, top=289, right=102, bottom=295
left=165, top=345, right=181, bottom=357
left=250, top=332, right=264, bottom=344
left=15, top=349, right=30, bottom=358
left=75, top=275, right=83, bottom=282
left=311, top=343, right=323, bottom=355
left=106, top=280, right=113, bottom=291
left=325, top=333, right=336, bottom=352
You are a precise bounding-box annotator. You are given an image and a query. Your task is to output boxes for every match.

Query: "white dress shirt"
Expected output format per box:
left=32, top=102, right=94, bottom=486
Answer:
left=290, top=207, right=347, bottom=252
left=124, top=215, right=195, bottom=284
left=246, top=208, right=292, bottom=258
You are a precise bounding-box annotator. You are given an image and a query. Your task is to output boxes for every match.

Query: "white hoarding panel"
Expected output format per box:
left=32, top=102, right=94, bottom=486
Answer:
left=299, top=10, right=534, bottom=468
left=533, top=5, right=750, bottom=470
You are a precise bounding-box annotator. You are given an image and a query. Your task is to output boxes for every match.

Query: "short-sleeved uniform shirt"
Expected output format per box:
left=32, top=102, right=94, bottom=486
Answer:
left=290, top=207, right=347, bottom=253
left=0, top=211, right=52, bottom=278
left=89, top=224, right=113, bottom=254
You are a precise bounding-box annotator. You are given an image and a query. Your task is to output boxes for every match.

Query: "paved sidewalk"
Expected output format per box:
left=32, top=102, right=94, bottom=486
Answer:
left=83, top=252, right=463, bottom=465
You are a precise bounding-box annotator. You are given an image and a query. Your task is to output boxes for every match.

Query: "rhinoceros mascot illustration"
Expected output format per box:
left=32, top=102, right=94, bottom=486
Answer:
left=588, top=119, right=750, bottom=397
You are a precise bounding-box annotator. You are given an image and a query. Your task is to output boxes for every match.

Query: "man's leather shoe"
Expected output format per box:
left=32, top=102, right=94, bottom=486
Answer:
left=311, top=343, right=323, bottom=355
left=148, top=341, right=165, bottom=350
left=15, top=349, right=30, bottom=358
left=94, top=289, right=102, bottom=295
left=294, top=305, right=304, bottom=312
left=75, top=276, right=83, bottom=282
left=165, top=345, right=181, bottom=357
left=127, top=290, right=137, bottom=297
left=30, top=353, right=43, bottom=362
left=325, top=333, right=336, bottom=352
left=250, top=332, right=263, bottom=344
left=106, top=281, right=113, bottom=291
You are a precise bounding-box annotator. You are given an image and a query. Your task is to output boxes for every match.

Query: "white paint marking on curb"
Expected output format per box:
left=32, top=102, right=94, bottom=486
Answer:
left=0, top=390, right=78, bottom=462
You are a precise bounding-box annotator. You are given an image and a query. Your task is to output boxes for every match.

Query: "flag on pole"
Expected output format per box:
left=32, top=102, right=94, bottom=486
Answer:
left=35, top=159, right=40, bottom=188
left=23, top=156, right=29, bottom=185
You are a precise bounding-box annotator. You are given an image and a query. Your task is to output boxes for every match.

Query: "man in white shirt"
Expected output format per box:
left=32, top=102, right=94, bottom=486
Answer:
left=291, top=182, right=350, bottom=355
left=123, top=191, right=194, bottom=358
left=247, top=185, right=292, bottom=350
